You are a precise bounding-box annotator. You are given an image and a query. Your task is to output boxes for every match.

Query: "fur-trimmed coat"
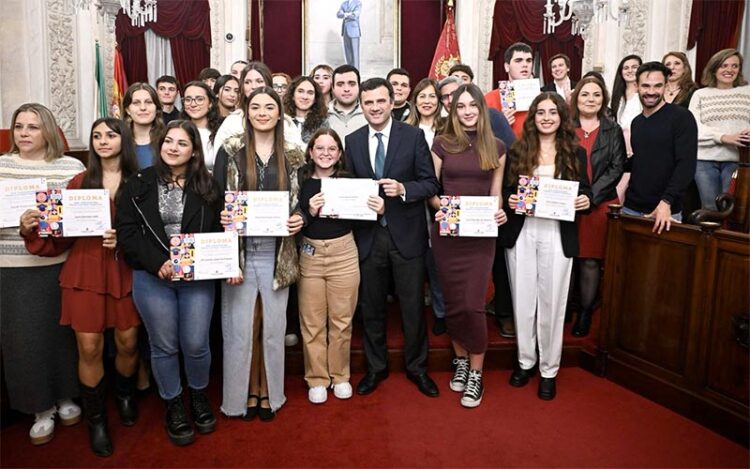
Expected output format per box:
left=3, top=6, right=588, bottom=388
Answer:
left=214, top=134, right=305, bottom=290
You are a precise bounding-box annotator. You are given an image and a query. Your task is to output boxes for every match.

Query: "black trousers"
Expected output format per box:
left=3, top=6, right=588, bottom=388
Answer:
left=359, top=226, right=428, bottom=375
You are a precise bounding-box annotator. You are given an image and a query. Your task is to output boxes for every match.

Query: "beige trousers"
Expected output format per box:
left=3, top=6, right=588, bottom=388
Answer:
left=297, top=233, right=360, bottom=388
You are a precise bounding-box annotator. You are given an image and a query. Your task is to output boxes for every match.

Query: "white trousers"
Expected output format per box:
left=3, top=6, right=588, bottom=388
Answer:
left=505, top=217, right=572, bottom=378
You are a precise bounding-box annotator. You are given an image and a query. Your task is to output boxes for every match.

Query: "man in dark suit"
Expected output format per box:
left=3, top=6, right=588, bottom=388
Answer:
left=345, top=78, right=440, bottom=397
left=337, top=0, right=361, bottom=70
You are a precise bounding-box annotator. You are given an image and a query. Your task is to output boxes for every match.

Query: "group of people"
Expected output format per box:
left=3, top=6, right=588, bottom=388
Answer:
left=1, top=41, right=748, bottom=457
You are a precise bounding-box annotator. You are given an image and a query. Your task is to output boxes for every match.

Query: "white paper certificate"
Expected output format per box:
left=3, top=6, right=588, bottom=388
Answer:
left=170, top=232, right=240, bottom=281
left=534, top=177, right=579, bottom=222
left=319, top=178, right=379, bottom=221
left=510, top=78, right=541, bottom=111
left=438, top=195, right=498, bottom=237
left=0, top=178, right=47, bottom=228
left=38, top=189, right=111, bottom=237
left=224, top=191, right=290, bottom=236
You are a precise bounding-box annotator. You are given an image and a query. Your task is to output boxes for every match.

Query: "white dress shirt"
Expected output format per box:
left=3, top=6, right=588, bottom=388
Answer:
left=367, top=117, right=393, bottom=172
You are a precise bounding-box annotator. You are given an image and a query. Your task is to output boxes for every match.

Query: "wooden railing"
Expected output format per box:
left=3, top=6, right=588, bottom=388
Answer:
left=599, top=205, right=749, bottom=446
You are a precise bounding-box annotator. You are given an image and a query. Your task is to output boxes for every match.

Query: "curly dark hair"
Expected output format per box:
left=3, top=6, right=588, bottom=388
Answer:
left=507, top=92, right=580, bottom=185
left=180, top=81, right=224, bottom=144
left=284, top=76, right=328, bottom=138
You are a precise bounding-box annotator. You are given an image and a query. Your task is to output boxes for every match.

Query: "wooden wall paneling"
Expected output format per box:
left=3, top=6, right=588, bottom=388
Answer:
left=703, top=232, right=750, bottom=408
left=609, top=220, right=702, bottom=382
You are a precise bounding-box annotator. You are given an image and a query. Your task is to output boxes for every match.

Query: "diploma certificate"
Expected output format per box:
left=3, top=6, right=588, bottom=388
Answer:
left=517, top=176, right=579, bottom=222
left=0, top=178, right=47, bottom=228
left=498, top=78, right=541, bottom=112
left=319, top=178, right=379, bottom=221
left=37, top=189, right=111, bottom=237
left=170, top=232, right=240, bottom=281
left=438, top=195, right=498, bottom=237
left=224, top=191, right=289, bottom=236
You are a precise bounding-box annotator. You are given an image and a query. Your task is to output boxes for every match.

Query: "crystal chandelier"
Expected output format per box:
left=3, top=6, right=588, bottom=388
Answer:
left=119, top=0, right=158, bottom=27
left=544, top=0, right=629, bottom=38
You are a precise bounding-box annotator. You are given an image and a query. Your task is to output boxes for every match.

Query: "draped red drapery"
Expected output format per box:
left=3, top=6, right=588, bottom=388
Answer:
left=488, top=0, right=584, bottom=86
left=687, top=0, right=745, bottom=83
left=115, top=0, right=211, bottom=87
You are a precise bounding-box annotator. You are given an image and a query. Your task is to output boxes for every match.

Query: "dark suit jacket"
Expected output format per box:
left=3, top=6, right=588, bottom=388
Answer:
left=344, top=119, right=440, bottom=260
left=497, top=148, right=592, bottom=258
left=541, top=79, right=577, bottom=93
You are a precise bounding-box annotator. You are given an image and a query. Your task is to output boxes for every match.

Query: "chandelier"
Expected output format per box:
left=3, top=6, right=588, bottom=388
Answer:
left=65, top=0, right=157, bottom=27
left=119, top=0, right=157, bottom=27
left=544, top=0, right=629, bottom=37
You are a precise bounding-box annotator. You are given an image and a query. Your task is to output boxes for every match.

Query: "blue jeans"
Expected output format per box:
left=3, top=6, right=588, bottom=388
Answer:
left=622, top=206, right=683, bottom=222
left=695, top=160, right=737, bottom=209
left=132, top=270, right=215, bottom=400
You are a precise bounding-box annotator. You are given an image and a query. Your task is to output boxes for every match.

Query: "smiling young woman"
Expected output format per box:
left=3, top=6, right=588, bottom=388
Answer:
left=428, top=84, right=507, bottom=409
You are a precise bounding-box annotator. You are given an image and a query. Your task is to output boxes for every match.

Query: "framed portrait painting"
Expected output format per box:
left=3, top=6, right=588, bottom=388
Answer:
left=303, top=0, right=401, bottom=80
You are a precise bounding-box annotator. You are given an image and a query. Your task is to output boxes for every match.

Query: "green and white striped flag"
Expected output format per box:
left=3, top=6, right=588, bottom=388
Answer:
left=95, top=41, right=108, bottom=118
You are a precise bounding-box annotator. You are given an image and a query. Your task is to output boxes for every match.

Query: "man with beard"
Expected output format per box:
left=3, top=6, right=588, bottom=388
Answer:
left=623, top=61, right=697, bottom=234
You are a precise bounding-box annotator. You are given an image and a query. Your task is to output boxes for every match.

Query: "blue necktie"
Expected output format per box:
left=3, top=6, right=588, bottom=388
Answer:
left=374, top=132, right=385, bottom=179
left=374, top=132, right=387, bottom=226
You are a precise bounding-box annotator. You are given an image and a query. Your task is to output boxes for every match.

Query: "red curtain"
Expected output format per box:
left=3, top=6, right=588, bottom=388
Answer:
left=687, top=0, right=745, bottom=83
left=261, top=0, right=302, bottom=75
left=115, top=0, right=211, bottom=86
left=402, top=0, right=444, bottom=80
left=488, top=0, right=584, bottom=85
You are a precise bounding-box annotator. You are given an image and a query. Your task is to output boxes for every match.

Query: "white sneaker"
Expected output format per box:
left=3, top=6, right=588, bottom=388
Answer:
left=332, top=382, right=353, bottom=400
left=308, top=386, right=328, bottom=404
left=284, top=333, right=299, bottom=347
left=56, top=399, right=81, bottom=426
left=29, top=406, right=56, bottom=445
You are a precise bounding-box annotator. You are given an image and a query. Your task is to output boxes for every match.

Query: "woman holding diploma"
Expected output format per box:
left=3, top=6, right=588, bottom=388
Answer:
left=21, top=117, right=141, bottom=456
left=570, top=77, right=626, bottom=337
left=0, top=103, right=83, bottom=446
left=298, top=129, right=383, bottom=404
left=429, top=84, right=507, bottom=408
left=500, top=92, right=591, bottom=400
left=116, top=120, right=222, bottom=446
left=214, top=87, right=305, bottom=420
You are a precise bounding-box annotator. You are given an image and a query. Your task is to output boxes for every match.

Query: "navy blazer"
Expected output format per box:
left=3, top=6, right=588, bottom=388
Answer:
left=344, top=119, right=440, bottom=260
left=497, top=148, right=592, bottom=258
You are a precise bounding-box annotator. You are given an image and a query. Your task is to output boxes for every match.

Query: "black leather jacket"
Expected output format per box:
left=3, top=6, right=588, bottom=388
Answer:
left=580, top=117, right=626, bottom=206
left=115, top=167, right=222, bottom=275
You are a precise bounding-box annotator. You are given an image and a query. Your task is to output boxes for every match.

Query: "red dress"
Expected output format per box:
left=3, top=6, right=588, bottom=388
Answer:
left=431, top=134, right=505, bottom=354
left=576, top=127, right=617, bottom=259
left=24, top=172, right=140, bottom=332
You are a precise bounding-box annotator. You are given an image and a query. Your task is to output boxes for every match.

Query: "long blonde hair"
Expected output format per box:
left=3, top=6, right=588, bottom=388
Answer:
left=9, top=103, right=65, bottom=161
left=436, top=84, right=499, bottom=171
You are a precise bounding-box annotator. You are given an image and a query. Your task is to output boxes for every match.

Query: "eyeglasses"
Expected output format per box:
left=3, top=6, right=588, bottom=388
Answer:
left=313, top=145, right=339, bottom=154
left=183, top=96, right=207, bottom=105
left=273, top=84, right=288, bottom=91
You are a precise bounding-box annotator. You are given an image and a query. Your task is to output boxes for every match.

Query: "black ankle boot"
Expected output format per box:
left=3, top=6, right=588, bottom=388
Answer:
left=165, top=394, right=194, bottom=446
left=81, top=380, right=113, bottom=457
left=572, top=309, right=593, bottom=337
left=189, top=387, right=216, bottom=434
left=115, top=372, right=138, bottom=426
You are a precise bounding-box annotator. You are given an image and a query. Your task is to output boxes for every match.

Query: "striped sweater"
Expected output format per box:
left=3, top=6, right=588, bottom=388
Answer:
left=689, top=85, right=750, bottom=162
left=0, top=153, right=85, bottom=268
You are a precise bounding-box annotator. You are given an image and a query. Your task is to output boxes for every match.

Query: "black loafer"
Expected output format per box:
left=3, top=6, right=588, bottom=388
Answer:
left=356, top=371, right=389, bottom=395
left=538, top=377, right=557, bottom=400
left=498, top=318, right=516, bottom=338
left=407, top=373, right=439, bottom=397
left=509, top=367, right=535, bottom=387
left=258, top=397, right=275, bottom=422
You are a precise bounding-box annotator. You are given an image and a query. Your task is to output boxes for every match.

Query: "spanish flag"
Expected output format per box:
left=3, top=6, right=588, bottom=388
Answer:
left=112, top=45, right=128, bottom=118
left=428, top=2, right=461, bottom=80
